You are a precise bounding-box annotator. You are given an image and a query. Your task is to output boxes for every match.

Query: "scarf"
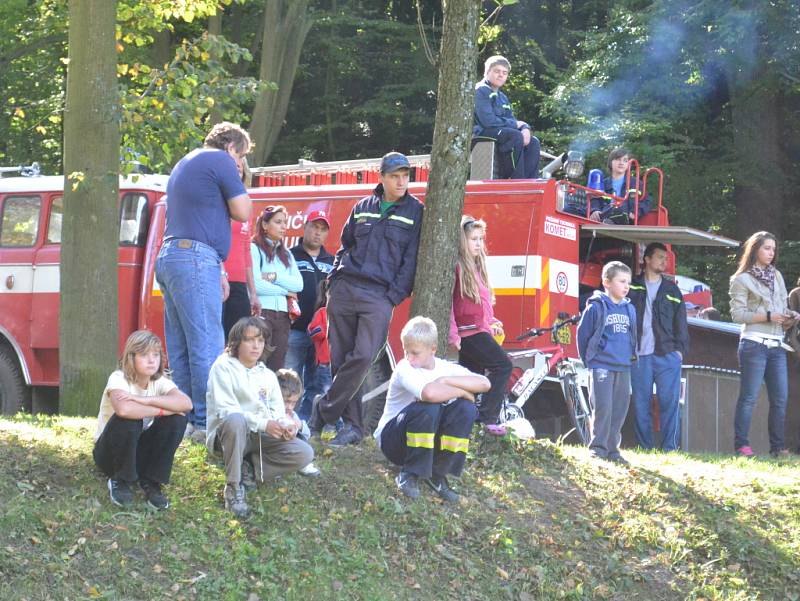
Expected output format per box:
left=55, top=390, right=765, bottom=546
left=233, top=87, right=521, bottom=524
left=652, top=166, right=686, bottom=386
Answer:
left=749, top=264, right=775, bottom=293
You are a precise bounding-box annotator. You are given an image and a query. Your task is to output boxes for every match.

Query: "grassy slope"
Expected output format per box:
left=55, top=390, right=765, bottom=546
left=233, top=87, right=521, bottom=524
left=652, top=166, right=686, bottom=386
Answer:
left=1, top=415, right=799, bottom=601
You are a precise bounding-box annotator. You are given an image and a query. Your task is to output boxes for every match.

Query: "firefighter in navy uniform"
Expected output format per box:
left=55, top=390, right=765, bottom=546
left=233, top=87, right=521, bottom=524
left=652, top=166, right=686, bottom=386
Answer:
left=473, top=55, right=540, bottom=180
left=627, top=242, right=689, bottom=451
left=309, top=152, right=424, bottom=446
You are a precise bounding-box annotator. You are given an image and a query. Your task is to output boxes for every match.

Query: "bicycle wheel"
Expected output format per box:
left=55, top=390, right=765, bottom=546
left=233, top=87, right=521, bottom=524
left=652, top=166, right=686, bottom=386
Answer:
left=498, top=397, right=525, bottom=423
left=562, top=374, right=593, bottom=445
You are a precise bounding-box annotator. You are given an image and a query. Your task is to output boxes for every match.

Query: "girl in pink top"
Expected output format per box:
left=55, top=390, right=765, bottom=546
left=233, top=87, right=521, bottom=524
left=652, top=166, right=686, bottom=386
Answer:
left=449, top=216, right=512, bottom=435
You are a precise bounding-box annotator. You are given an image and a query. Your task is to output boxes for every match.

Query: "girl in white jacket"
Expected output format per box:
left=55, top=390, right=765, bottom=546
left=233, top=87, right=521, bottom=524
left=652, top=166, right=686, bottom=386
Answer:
left=206, top=317, right=314, bottom=518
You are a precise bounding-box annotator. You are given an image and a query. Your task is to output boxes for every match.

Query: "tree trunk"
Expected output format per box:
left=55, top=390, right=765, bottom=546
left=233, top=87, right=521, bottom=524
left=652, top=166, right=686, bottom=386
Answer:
left=409, top=0, right=481, bottom=354
left=248, top=0, right=313, bottom=166
left=60, top=0, right=119, bottom=415
left=730, top=78, right=786, bottom=240
left=208, top=12, right=221, bottom=35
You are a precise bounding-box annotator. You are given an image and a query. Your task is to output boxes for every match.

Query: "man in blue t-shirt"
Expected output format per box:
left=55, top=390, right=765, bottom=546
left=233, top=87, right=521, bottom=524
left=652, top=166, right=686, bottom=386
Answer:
left=155, top=122, right=252, bottom=438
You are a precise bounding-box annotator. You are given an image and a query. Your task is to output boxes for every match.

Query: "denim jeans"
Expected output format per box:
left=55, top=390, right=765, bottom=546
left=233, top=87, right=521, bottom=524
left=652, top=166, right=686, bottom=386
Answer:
left=285, top=329, right=332, bottom=421
left=630, top=352, right=682, bottom=451
left=155, top=239, right=225, bottom=429
left=734, top=339, right=788, bottom=452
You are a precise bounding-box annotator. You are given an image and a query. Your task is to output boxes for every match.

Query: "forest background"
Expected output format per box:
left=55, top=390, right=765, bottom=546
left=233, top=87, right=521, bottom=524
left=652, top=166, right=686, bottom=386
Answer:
left=2, top=0, right=799, bottom=307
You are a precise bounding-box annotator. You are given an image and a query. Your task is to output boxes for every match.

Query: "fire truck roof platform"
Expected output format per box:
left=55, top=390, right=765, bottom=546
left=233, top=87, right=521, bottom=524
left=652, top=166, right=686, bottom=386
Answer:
left=0, top=174, right=169, bottom=193
left=581, top=224, right=739, bottom=248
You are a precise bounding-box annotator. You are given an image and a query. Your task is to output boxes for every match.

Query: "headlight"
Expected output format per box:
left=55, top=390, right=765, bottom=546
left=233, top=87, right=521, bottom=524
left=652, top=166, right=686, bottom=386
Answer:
left=564, top=150, right=585, bottom=179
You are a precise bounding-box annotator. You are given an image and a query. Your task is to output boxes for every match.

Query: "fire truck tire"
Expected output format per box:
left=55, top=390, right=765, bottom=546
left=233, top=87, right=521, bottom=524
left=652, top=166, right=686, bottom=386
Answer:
left=0, top=346, right=31, bottom=415
left=360, top=349, right=393, bottom=436
left=563, top=374, right=592, bottom=446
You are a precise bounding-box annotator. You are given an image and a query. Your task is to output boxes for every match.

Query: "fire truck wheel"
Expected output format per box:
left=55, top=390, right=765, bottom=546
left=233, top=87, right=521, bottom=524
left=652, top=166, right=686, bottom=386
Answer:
left=360, top=350, right=393, bottom=436
left=563, top=374, right=592, bottom=446
left=0, top=346, right=31, bottom=415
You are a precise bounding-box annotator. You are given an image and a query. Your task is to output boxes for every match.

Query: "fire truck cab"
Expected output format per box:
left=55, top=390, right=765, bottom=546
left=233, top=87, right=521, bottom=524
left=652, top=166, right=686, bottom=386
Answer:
left=0, top=156, right=738, bottom=426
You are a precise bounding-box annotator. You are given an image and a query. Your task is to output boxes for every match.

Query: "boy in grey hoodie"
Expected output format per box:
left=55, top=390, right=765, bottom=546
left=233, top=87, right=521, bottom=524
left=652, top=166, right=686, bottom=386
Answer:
left=577, top=261, right=638, bottom=464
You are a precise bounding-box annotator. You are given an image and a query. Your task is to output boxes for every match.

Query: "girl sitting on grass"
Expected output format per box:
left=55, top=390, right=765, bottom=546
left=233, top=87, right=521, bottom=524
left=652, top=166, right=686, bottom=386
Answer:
left=93, top=330, right=192, bottom=509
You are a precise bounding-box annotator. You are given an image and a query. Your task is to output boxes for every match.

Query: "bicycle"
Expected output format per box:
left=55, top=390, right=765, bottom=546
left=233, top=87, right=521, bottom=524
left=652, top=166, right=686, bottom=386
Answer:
left=499, top=313, right=594, bottom=445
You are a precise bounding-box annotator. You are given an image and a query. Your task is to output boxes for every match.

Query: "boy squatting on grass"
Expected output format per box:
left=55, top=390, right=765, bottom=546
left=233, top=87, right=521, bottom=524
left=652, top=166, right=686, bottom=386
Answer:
left=94, top=330, right=192, bottom=510
left=577, top=261, right=638, bottom=465
left=206, top=317, right=314, bottom=519
left=276, top=368, right=321, bottom=476
left=374, top=316, right=490, bottom=502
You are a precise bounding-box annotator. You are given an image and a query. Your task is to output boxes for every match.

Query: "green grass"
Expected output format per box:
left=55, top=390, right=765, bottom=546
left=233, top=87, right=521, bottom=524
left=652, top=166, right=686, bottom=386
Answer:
left=1, top=414, right=799, bottom=601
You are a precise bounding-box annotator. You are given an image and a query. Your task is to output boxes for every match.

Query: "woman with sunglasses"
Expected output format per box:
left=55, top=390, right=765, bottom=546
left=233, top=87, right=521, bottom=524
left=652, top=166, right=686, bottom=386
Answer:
left=252, top=205, right=303, bottom=371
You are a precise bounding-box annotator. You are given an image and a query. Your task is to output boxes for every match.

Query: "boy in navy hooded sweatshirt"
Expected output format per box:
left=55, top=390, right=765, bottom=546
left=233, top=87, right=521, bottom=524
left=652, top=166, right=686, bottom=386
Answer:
left=577, top=261, right=638, bottom=464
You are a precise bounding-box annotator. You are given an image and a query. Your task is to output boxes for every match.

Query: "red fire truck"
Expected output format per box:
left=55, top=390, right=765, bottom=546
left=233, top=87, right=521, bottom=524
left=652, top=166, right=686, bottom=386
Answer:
left=0, top=156, right=737, bottom=430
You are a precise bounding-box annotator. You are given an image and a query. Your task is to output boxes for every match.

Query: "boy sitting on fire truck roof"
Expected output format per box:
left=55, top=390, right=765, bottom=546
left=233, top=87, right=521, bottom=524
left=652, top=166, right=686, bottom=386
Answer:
left=564, top=147, right=651, bottom=223
left=473, top=55, right=540, bottom=180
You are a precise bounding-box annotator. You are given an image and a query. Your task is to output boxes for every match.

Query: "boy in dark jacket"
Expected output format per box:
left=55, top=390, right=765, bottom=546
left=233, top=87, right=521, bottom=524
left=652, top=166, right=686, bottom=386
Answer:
left=577, top=261, right=638, bottom=464
left=473, top=56, right=540, bottom=179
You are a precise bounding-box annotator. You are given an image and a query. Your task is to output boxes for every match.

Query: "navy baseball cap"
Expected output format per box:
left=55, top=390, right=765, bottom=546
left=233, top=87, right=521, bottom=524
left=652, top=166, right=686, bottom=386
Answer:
left=380, top=152, right=411, bottom=174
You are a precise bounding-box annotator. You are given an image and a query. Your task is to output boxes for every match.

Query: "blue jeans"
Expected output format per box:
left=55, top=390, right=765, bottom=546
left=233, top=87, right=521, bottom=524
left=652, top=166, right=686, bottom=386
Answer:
left=285, top=329, right=331, bottom=421
left=155, top=239, right=225, bottom=429
left=630, top=352, right=682, bottom=451
left=734, top=339, right=787, bottom=452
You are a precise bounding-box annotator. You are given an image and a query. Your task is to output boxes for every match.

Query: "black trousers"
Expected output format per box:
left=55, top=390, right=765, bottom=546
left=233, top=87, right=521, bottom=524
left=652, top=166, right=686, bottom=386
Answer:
left=222, top=281, right=251, bottom=342
left=93, top=413, right=187, bottom=484
left=320, top=279, right=393, bottom=435
left=458, top=332, right=513, bottom=424
left=380, top=399, right=477, bottom=479
left=261, top=308, right=292, bottom=372
left=477, top=127, right=540, bottom=179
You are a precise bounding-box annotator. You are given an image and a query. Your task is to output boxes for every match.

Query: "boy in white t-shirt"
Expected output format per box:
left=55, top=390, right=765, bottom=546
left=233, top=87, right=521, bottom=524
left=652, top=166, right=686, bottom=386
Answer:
left=93, top=331, right=192, bottom=510
left=374, top=316, right=490, bottom=502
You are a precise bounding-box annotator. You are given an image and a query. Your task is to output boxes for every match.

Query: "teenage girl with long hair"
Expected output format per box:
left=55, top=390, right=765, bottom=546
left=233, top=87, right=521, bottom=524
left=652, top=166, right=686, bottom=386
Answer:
left=449, top=215, right=512, bottom=435
left=93, top=330, right=192, bottom=509
left=729, top=231, right=798, bottom=458
left=251, top=205, right=303, bottom=371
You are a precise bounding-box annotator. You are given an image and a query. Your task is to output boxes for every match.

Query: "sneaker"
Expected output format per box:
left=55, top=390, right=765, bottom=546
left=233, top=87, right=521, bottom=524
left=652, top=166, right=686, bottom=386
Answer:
left=140, top=479, right=170, bottom=510
left=608, top=455, right=630, bottom=466
left=736, top=445, right=755, bottom=458
left=107, top=478, right=134, bottom=507
left=298, top=462, right=321, bottom=477
left=485, top=423, right=507, bottom=437
left=328, top=424, right=362, bottom=448
left=395, top=471, right=420, bottom=499
left=188, top=428, right=207, bottom=445
left=770, top=448, right=790, bottom=459
left=240, top=459, right=257, bottom=492
left=224, top=483, right=251, bottom=519
left=424, top=475, right=460, bottom=503
left=308, top=395, right=325, bottom=438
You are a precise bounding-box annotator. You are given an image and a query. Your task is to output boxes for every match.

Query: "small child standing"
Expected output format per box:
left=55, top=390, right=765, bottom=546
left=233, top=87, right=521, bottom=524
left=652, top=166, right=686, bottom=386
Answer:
left=276, top=368, right=321, bottom=476
left=577, top=261, right=638, bottom=465
left=306, top=279, right=332, bottom=405
left=93, top=330, right=192, bottom=509
left=374, top=316, right=490, bottom=502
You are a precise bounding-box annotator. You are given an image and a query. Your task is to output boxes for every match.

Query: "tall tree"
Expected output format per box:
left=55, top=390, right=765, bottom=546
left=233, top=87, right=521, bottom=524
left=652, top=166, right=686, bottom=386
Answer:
left=59, top=0, right=120, bottom=415
left=409, top=0, right=481, bottom=352
left=248, top=0, right=314, bottom=165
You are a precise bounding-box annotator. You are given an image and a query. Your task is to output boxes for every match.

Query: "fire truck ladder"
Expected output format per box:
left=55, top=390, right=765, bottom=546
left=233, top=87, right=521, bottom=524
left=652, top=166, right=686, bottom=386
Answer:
left=250, top=155, right=433, bottom=187
left=250, top=149, right=563, bottom=188
left=0, top=162, right=41, bottom=178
